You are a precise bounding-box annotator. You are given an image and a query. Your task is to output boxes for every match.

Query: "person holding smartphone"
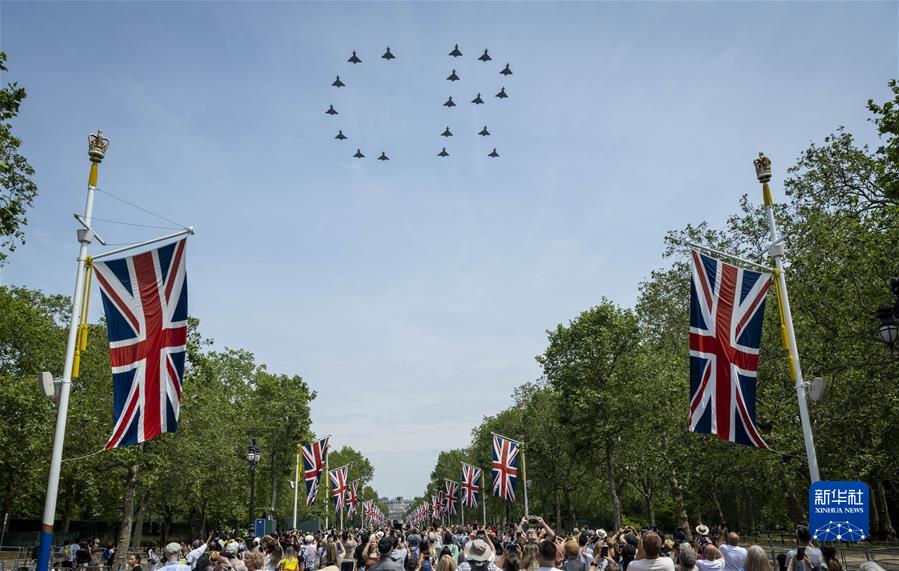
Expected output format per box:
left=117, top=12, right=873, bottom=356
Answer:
left=785, top=527, right=821, bottom=571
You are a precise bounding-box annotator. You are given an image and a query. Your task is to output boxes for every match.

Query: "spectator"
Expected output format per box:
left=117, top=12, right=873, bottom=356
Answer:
left=223, top=542, right=248, bottom=571
left=301, top=536, right=318, bottom=571
left=147, top=544, right=161, bottom=571
left=785, top=527, right=822, bottom=571
left=244, top=552, right=265, bottom=571
left=675, top=547, right=697, bottom=571
left=371, top=538, right=405, bottom=571
left=162, top=542, right=192, bottom=571
left=820, top=547, right=842, bottom=571
left=520, top=543, right=540, bottom=571
left=718, top=534, right=746, bottom=571
left=320, top=542, right=341, bottom=571
left=460, top=538, right=497, bottom=571
left=437, top=554, right=458, bottom=571
left=535, top=540, right=561, bottom=571
left=75, top=542, right=92, bottom=568
left=420, top=542, right=434, bottom=571
left=695, top=546, right=722, bottom=571
left=503, top=546, right=521, bottom=571
left=627, top=533, right=673, bottom=571
left=743, top=546, right=771, bottom=571
left=129, top=553, right=144, bottom=571
left=278, top=546, right=299, bottom=571
left=562, top=541, right=586, bottom=571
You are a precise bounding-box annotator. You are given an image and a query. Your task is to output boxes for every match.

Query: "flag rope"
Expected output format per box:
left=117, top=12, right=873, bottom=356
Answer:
left=72, top=259, right=94, bottom=378
left=770, top=267, right=797, bottom=380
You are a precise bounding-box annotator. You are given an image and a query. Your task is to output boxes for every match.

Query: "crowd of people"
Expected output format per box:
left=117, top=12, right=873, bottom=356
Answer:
left=49, top=520, right=886, bottom=571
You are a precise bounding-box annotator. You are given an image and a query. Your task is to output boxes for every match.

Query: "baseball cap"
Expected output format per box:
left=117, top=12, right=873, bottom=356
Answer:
left=164, top=543, right=181, bottom=557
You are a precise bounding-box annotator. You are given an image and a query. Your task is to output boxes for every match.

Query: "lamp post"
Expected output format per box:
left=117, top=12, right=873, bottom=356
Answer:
left=248, top=438, right=261, bottom=532
left=875, top=277, right=899, bottom=350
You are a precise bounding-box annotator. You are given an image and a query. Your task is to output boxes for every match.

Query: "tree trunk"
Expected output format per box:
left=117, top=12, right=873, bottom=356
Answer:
left=605, top=440, right=622, bottom=531
left=199, top=497, right=209, bottom=538
left=60, top=479, right=76, bottom=534
left=669, top=470, right=691, bottom=540
left=161, top=506, right=173, bottom=545
left=132, top=489, right=149, bottom=548
left=554, top=487, right=562, bottom=533
left=566, top=489, right=577, bottom=532
left=114, top=463, right=140, bottom=568
left=876, top=481, right=897, bottom=541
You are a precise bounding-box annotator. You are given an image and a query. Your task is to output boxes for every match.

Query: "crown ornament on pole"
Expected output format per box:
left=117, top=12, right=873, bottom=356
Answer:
left=88, top=130, right=110, bottom=164
left=754, top=152, right=772, bottom=183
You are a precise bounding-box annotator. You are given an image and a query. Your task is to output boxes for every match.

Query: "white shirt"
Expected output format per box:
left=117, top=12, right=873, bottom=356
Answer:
left=719, top=545, right=747, bottom=571
left=628, top=558, right=675, bottom=571
left=695, top=560, right=724, bottom=571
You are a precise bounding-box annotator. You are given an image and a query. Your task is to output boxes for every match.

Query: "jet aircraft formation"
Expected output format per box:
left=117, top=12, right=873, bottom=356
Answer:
left=324, top=43, right=513, bottom=161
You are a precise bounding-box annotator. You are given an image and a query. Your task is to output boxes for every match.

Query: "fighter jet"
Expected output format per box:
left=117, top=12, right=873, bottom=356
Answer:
left=326, top=105, right=338, bottom=115
left=471, top=93, right=484, bottom=105
left=348, top=50, right=362, bottom=64
left=378, top=152, right=390, bottom=161
left=332, top=75, right=345, bottom=88
left=478, top=126, right=490, bottom=136
left=353, top=149, right=365, bottom=158
left=335, top=130, right=347, bottom=140
left=488, top=148, right=499, bottom=158
left=441, top=127, right=453, bottom=137
left=479, top=49, right=492, bottom=62
left=443, top=96, right=456, bottom=108
left=495, top=87, right=508, bottom=99
left=438, top=147, right=449, bottom=157
left=382, top=47, right=395, bottom=60
left=447, top=69, right=460, bottom=81
left=449, top=44, right=463, bottom=57
left=500, top=63, right=513, bottom=76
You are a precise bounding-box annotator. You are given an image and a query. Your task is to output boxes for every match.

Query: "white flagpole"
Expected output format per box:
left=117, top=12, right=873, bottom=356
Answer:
left=324, top=453, right=329, bottom=530
left=521, top=445, right=529, bottom=516
left=293, top=448, right=300, bottom=529
left=37, top=132, right=109, bottom=571
left=481, top=470, right=487, bottom=526
left=755, top=153, right=820, bottom=483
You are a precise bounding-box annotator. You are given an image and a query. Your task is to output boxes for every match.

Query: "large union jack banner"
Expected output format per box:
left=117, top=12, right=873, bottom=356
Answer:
left=301, top=436, right=330, bottom=506
left=491, top=433, right=520, bottom=501
left=461, top=463, right=481, bottom=508
left=690, top=250, right=771, bottom=448
left=330, top=464, right=349, bottom=511
left=94, top=239, right=188, bottom=449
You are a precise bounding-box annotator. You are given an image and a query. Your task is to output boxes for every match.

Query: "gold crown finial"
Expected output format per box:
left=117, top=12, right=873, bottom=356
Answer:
left=754, top=152, right=772, bottom=183
left=88, top=130, right=110, bottom=164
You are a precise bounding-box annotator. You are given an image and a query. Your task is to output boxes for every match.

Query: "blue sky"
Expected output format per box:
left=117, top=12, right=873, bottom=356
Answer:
left=1, top=1, right=896, bottom=499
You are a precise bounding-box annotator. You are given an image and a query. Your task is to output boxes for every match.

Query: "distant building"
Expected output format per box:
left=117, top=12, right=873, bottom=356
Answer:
left=380, top=496, right=415, bottom=522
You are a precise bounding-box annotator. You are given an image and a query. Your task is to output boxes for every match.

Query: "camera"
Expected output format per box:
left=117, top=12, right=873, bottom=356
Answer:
left=528, top=517, right=539, bottom=525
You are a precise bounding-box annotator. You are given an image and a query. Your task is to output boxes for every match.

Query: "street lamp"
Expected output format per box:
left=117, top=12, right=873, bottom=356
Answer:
left=247, top=438, right=261, bottom=532
left=875, top=277, right=899, bottom=350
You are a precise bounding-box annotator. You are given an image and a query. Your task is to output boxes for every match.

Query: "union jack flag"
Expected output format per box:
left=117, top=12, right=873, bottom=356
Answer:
left=444, top=480, right=458, bottom=515
left=690, top=250, right=771, bottom=448
left=345, top=480, right=359, bottom=516
left=431, top=495, right=441, bottom=518
left=461, top=463, right=481, bottom=508
left=492, top=433, right=520, bottom=501
left=301, top=436, right=329, bottom=506
left=94, top=239, right=188, bottom=449
left=330, top=464, right=349, bottom=511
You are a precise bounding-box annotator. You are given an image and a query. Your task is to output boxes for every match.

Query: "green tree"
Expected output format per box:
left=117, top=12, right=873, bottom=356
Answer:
left=0, top=52, right=37, bottom=264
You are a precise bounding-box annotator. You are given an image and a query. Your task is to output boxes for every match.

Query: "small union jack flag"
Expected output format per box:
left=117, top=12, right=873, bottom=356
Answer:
left=690, top=250, right=771, bottom=448
left=301, top=436, right=329, bottom=506
left=492, top=433, right=520, bottom=501
left=461, top=463, right=482, bottom=508
left=330, top=464, right=349, bottom=511
left=345, top=480, right=359, bottom=516
left=94, top=239, right=188, bottom=449
left=444, top=480, right=459, bottom=515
